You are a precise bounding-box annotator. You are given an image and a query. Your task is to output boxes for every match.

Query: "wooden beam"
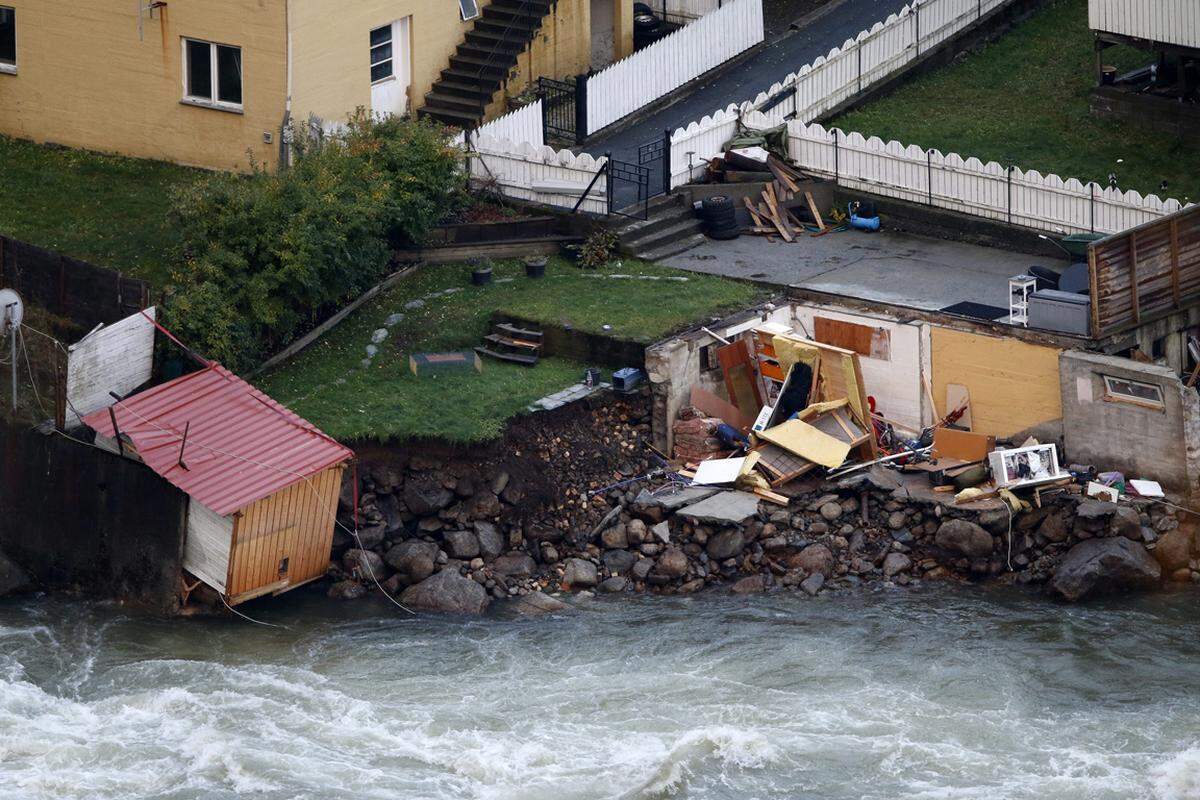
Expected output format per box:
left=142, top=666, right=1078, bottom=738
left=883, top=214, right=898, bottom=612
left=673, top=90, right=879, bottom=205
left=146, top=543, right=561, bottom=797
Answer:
left=1088, top=244, right=1100, bottom=337
left=1170, top=217, right=1181, bottom=308
left=1129, top=231, right=1140, bottom=325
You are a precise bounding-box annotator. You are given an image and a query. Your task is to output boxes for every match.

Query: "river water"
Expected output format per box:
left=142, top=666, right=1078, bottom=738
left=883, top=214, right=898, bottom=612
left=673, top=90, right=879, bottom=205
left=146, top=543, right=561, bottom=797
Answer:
left=2, top=584, right=1199, bottom=800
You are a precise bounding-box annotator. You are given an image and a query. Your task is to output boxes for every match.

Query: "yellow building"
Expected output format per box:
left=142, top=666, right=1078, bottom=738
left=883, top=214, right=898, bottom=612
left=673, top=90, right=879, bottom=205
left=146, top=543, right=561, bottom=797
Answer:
left=0, top=0, right=631, bottom=171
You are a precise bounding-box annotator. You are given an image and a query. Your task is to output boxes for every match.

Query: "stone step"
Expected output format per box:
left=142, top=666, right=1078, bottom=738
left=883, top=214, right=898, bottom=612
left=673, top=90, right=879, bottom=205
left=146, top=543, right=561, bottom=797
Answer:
left=637, top=232, right=708, bottom=262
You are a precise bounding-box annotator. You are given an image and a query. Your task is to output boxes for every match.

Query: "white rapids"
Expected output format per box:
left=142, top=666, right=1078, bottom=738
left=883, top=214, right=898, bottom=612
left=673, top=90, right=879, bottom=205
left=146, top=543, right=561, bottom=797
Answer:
left=2, top=584, right=1200, bottom=800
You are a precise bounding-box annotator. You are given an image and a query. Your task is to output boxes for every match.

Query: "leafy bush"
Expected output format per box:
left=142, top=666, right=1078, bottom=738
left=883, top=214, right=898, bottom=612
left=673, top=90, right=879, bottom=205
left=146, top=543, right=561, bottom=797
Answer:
left=572, top=229, right=619, bottom=270
left=164, top=112, right=462, bottom=371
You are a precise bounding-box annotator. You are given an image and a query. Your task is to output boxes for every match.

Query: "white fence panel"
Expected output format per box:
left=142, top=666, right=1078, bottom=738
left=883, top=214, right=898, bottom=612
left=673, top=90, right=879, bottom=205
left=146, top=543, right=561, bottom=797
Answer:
left=474, top=101, right=544, bottom=148
left=586, top=0, right=763, bottom=134
left=468, top=134, right=608, bottom=214
left=784, top=120, right=1186, bottom=235
left=1089, top=0, right=1200, bottom=50
left=66, top=306, right=156, bottom=420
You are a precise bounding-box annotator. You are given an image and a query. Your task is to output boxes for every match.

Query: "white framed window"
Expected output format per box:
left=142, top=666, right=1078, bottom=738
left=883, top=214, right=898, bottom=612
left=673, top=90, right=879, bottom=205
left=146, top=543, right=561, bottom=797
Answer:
left=182, top=38, right=243, bottom=111
left=0, top=6, right=16, bottom=74
left=1102, top=375, right=1165, bottom=411
left=459, top=0, right=481, bottom=21
left=370, top=24, right=393, bottom=83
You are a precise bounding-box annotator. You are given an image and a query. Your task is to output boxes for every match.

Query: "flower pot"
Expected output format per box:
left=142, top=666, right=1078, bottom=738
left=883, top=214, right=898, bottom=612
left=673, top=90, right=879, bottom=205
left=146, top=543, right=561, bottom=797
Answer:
left=524, top=257, right=547, bottom=278
left=471, top=267, right=493, bottom=286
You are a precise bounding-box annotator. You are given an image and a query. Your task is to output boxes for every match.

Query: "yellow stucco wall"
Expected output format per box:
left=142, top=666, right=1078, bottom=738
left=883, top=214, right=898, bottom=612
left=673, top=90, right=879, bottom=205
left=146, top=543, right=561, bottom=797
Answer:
left=0, top=0, right=287, bottom=171
left=289, top=0, right=494, bottom=127
left=931, top=326, right=1064, bottom=438
left=496, top=0, right=592, bottom=108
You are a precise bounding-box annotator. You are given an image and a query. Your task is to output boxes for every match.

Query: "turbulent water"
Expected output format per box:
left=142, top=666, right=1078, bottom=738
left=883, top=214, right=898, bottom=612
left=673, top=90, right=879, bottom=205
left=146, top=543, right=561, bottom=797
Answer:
left=2, top=585, right=1200, bottom=800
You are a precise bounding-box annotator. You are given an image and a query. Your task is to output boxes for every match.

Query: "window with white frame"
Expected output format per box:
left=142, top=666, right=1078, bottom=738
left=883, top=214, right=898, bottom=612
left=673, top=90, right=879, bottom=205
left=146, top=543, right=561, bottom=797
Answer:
left=370, top=24, right=393, bottom=83
left=1102, top=375, right=1165, bottom=410
left=459, top=0, right=480, bottom=21
left=183, top=38, right=242, bottom=109
left=0, top=7, right=15, bottom=73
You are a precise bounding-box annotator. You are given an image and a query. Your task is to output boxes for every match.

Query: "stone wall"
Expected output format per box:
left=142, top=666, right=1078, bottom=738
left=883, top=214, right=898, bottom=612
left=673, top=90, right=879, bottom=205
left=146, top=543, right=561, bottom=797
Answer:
left=1060, top=350, right=1200, bottom=499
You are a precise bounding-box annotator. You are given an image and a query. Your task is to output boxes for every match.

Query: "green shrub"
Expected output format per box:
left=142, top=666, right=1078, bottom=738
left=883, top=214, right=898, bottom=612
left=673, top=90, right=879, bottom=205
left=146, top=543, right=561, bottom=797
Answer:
left=164, top=112, right=462, bottom=371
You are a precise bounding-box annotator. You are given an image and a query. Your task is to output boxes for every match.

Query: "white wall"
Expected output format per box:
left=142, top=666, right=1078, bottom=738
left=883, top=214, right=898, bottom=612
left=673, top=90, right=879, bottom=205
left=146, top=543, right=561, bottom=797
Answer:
left=66, top=306, right=156, bottom=421
left=1088, top=0, right=1200, bottom=50
left=467, top=134, right=608, bottom=214
left=184, top=500, right=234, bottom=595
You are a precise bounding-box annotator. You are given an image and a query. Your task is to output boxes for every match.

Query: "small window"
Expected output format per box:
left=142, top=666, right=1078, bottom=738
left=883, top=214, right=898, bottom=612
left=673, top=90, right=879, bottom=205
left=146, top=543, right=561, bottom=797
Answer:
left=183, top=38, right=243, bottom=109
left=0, top=7, right=15, bottom=73
left=459, top=0, right=481, bottom=22
left=1102, top=375, right=1164, bottom=410
left=370, top=25, right=393, bottom=83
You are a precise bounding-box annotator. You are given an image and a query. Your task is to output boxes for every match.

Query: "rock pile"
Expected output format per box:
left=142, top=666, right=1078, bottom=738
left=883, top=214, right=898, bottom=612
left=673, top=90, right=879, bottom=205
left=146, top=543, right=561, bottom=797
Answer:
left=326, top=390, right=1190, bottom=612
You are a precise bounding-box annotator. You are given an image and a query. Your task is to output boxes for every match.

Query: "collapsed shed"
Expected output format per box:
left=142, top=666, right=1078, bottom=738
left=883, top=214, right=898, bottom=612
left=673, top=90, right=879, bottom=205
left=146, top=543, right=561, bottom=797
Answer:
left=84, top=363, right=353, bottom=606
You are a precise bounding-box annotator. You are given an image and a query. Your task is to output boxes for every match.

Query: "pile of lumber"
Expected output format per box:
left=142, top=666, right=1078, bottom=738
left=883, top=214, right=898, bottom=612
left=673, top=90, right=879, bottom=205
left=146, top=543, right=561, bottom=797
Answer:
left=710, top=149, right=830, bottom=242
left=475, top=322, right=542, bottom=366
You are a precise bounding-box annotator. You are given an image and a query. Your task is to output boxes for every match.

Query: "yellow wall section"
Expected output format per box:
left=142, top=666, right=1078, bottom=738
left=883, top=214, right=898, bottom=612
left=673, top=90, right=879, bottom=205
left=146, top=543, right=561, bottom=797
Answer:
left=290, top=0, right=495, bottom=127
left=0, top=0, right=287, bottom=171
left=930, top=327, right=1064, bottom=437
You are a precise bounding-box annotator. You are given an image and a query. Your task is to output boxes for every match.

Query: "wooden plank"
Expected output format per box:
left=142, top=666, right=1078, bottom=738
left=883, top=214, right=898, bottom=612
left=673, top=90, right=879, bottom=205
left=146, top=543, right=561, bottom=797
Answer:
left=743, top=197, right=765, bottom=227
left=932, top=428, right=995, bottom=461
left=764, top=184, right=794, bottom=242
left=1129, top=231, right=1140, bottom=324
left=1089, top=244, right=1101, bottom=338
left=1171, top=217, right=1182, bottom=307
left=804, top=192, right=826, bottom=231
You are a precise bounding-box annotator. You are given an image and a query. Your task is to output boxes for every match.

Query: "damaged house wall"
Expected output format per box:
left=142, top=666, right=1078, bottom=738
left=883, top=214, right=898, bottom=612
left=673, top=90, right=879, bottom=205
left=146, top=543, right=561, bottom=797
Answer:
left=930, top=326, right=1063, bottom=438
left=1060, top=350, right=1200, bottom=498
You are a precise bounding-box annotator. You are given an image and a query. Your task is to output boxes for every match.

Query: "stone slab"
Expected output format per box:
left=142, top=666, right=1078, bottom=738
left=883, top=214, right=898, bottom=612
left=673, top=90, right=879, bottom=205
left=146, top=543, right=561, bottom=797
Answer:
left=677, top=490, right=762, bottom=525
left=633, top=486, right=720, bottom=512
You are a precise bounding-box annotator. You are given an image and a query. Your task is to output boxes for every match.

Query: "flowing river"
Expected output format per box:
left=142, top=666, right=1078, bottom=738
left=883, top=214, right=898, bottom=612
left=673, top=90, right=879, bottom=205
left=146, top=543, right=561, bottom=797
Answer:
left=2, top=584, right=1199, bottom=799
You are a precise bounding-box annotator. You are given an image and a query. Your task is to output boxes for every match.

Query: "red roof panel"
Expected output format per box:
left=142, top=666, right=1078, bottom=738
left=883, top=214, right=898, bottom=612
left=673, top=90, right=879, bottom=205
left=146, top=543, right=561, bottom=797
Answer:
left=84, top=364, right=353, bottom=516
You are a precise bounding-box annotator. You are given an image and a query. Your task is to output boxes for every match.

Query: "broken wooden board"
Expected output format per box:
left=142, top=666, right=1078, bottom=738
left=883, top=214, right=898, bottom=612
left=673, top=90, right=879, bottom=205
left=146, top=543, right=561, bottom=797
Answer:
left=717, top=340, right=763, bottom=414
left=931, top=428, right=995, bottom=462
left=690, top=386, right=754, bottom=431
left=754, top=443, right=815, bottom=486
left=804, top=191, right=826, bottom=231
left=757, top=419, right=851, bottom=469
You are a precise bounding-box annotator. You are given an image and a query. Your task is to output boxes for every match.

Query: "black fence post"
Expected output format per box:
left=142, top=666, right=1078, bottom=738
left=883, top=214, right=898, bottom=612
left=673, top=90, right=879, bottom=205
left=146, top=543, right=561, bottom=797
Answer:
left=1090, top=183, right=1096, bottom=232
left=926, top=149, right=934, bottom=206
left=833, top=129, right=840, bottom=184
left=574, top=75, right=588, bottom=144
left=662, top=129, right=672, bottom=194
left=605, top=152, right=614, bottom=216
left=1006, top=165, right=1014, bottom=224
left=914, top=2, right=921, bottom=57
left=857, top=42, right=863, bottom=94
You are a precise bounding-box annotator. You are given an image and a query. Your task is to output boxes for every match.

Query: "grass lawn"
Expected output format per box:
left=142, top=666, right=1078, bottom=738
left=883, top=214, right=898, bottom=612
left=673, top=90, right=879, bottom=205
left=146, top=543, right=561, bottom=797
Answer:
left=0, top=136, right=204, bottom=285
left=257, top=257, right=764, bottom=442
left=832, top=0, right=1199, bottom=203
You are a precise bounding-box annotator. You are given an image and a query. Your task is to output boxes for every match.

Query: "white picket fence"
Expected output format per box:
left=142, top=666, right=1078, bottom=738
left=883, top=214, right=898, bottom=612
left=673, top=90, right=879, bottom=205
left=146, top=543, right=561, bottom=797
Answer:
left=745, top=0, right=1011, bottom=125
left=454, top=101, right=544, bottom=149
left=585, top=0, right=763, bottom=135
left=466, top=133, right=608, bottom=215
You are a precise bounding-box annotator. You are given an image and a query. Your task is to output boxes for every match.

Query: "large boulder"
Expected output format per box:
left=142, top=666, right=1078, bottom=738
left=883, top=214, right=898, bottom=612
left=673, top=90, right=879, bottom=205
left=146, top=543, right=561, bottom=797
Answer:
left=602, top=549, right=638, bottom=576
left=400, top=569, right=490, bottom=614
left=882, top=552, right=912, bottom=578
left=792, top=544, right=834, bottom=578
left=654, top=548, right=690, bottom=579
left=706, top=529, right=746, bottom=561
left=403, top=481, right=453, bottom=516
left=1153, top=529, right=1192, bottom=573
left=342, top=549, right=388, bottom=580
left=507, top=591, right=570, bottom=616
left=491, top=552, right=537, bottom=578
left=1049, top=537, right=1161, bottom=602
left=473, top=521, right=505, bottom=561
left=384, top=540, right=438, bottom=584
left=935, top=519, right=994, bottom=559
left=562, top=558, right=599, bottom=589
left=0, top=550, right=31, bottom=598
left=443, top=530, right=480, bottom=560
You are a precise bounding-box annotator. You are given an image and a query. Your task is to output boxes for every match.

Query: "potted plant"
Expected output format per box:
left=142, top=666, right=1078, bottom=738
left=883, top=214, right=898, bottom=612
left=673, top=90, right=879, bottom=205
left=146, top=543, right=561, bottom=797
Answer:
left=524, top=254, right=548, bottom=278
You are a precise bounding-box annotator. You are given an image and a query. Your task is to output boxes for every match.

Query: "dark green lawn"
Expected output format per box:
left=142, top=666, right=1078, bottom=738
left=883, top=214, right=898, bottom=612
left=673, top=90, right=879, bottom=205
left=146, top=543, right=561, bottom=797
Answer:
left=0, top=136, right=203, bottom=285
left=832, top=0, right=1198, bottom=203
left=257, top=257, right=764, bottom=442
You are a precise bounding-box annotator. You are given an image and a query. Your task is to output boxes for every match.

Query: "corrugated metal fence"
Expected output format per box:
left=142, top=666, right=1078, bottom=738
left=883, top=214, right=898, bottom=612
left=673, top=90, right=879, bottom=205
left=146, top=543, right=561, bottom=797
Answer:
left=584, top=0, right=764, bottom=135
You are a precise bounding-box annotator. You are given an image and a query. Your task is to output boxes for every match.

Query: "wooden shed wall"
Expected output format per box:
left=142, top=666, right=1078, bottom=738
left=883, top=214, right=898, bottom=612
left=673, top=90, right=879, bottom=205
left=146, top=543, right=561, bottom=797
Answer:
left=931, top=327, right=1063, bottom=437
left=226, top=464, right=345, bottom=604
left=1090, top=206, right=1200, bottom=337
left=184, top=501, right=235, bottom=595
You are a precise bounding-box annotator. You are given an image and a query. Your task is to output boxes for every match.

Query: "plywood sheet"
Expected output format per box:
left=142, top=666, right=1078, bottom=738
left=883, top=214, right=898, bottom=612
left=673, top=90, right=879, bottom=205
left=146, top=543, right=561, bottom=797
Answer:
left=690, top=386, right=753, bottom=431
left=932, top=428, right=995, bottom=461
left=930, top=327, right=1062, bottom=438
left=758, top=419, right=851, bottom=468
left=717, top=340, right=762, bottom=413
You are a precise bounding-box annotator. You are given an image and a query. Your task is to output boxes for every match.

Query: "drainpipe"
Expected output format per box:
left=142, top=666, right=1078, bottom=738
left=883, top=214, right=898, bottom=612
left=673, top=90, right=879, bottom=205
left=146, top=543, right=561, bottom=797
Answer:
left=283, top=0, right=294, bottom=169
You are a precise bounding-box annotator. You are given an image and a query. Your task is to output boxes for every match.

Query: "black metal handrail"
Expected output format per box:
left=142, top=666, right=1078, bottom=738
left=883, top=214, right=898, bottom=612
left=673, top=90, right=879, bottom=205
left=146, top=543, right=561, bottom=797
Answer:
left=572, top=160, right=609, bottom=214
left=471, top=0, right=548, bottom=126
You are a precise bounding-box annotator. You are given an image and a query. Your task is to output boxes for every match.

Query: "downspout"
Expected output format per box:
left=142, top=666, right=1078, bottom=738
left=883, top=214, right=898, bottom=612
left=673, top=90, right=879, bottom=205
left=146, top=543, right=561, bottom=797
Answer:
left=281, top=0, right=294, bottom=168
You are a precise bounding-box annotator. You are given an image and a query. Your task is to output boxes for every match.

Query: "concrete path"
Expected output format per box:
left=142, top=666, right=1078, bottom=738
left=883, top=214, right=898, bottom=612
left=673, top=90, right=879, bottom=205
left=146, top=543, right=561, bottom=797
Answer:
left=583, top=0, right=906, bottom=175
left=663, top=229, right=1069, bottom=313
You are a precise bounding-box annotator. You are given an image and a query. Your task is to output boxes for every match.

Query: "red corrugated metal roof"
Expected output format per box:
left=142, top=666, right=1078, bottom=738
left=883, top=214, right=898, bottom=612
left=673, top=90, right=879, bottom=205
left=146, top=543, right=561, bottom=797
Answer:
left=84, top=364, right=353, bottom=516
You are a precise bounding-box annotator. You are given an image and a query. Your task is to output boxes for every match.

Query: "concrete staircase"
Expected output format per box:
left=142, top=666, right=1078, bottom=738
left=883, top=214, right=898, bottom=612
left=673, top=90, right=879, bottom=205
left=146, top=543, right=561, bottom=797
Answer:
left=418, top=0, right=553, bottom=129
left=613, top=194, right=706, bottom=262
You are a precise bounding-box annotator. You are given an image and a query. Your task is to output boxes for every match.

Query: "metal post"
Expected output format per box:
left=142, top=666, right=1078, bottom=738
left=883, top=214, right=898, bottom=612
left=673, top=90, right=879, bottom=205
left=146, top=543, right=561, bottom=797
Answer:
left=574, top=75, right=588, bottom=143
left=914, top=2, right=921, bottom=57
left=605, top=152, right=614, bottom=215
left=978, top=0, right=982, bottom=19
left=1090, top=183, right=1096, bottom=232
left=857, top=42, right=863, bottom=93
left=833, top=129, right=840, bottom=184
left=663, top=129, right=672, bottom=194
left=1006, top=165, right=1014, bottom=224
left=9, top=323, right=15, bottom=412
left=926, top=149, right=933, bottom=206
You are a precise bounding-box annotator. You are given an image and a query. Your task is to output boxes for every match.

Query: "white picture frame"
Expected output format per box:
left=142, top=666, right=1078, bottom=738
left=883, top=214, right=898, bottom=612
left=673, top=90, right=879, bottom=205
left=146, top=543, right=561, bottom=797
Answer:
left=988, top=443, right=1066, bottom=489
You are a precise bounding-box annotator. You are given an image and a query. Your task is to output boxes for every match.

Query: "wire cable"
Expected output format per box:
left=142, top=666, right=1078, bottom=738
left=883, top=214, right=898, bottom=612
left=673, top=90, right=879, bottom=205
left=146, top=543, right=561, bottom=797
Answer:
left=220, top=593, right=291, bottom=629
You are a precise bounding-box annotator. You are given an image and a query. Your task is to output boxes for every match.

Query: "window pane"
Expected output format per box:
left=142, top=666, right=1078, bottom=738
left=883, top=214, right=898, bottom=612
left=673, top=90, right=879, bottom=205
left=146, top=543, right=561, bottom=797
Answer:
left=217, top=45, right=242, bottom=104
left=459, top=0, right=480, bottom=21
left=186, top=40, right=212, bottom=99
left=0, top=8, right=14, bottom=65
left=370, top=25, right=391, bottom=47
left=370, top=42, right=392, bottom=65
left=371, top=60, right=392, bottom=82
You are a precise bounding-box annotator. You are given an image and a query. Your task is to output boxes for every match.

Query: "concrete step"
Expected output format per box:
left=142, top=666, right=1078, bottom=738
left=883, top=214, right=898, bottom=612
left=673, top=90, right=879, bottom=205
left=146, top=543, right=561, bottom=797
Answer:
left=638, top=232, right=708, bottom=262
left=616, top=203, right=696, bottom=244
left=625, top=216, right=706, bottom=256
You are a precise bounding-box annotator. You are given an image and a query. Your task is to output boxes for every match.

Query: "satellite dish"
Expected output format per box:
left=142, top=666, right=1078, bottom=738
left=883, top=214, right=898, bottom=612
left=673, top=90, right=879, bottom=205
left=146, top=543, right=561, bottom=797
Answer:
left=0, top=288, right=23, bottom=329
